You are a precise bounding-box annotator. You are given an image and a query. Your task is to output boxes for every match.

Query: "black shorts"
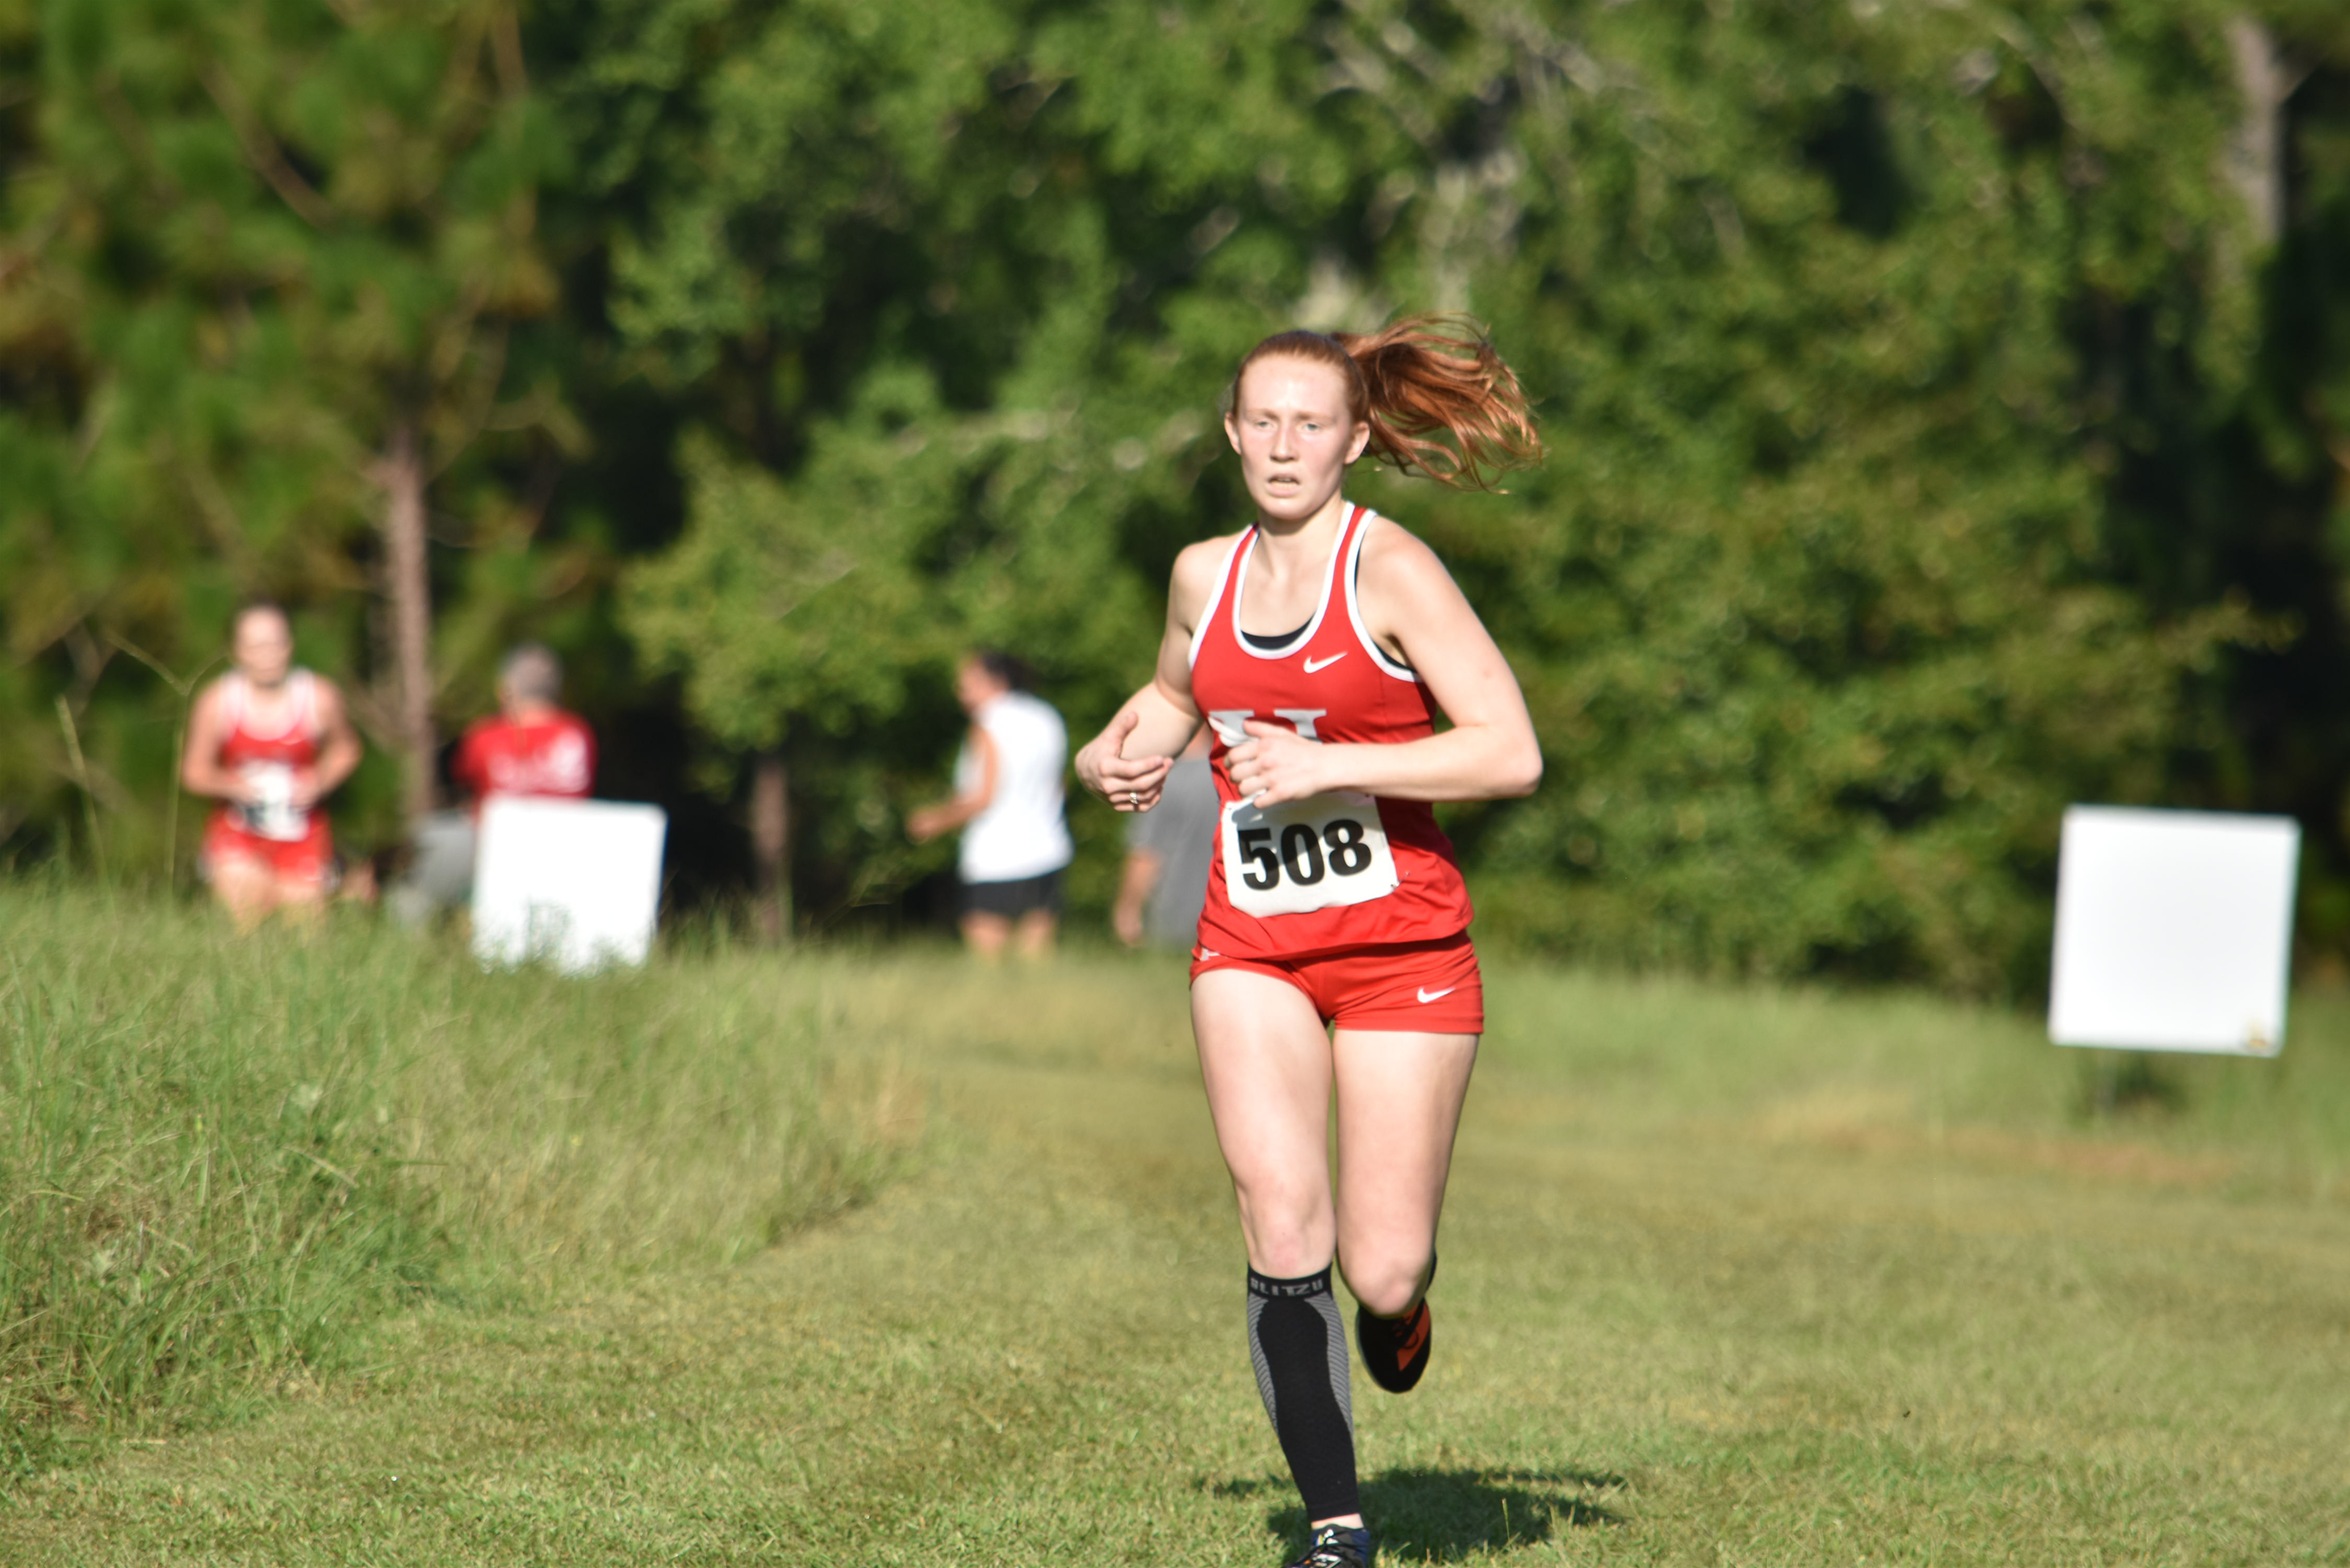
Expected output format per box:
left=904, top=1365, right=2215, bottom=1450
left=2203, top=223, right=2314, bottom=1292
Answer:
left=961, top=869, right=1064, bottom=919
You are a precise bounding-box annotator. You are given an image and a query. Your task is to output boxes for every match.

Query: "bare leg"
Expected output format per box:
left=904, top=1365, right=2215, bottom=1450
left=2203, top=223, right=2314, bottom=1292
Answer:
left=1191, top=967, right=1337, bottom=1276
left=273, top=875, right=331, bottom=927
left=1191, top=968, right=1364, bottom=1533
left=960, top=912, right=1011, bottom=960
left=1331, top=1028, right=1478, bottom=1316
left=1012, top=909, right=1057, bottom=960
left=211, top=860, right=278, bottom=932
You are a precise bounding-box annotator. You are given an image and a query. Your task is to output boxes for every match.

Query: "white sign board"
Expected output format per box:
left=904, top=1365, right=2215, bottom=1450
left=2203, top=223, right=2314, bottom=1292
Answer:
left=2048, top=806, right=2298, bottom=1056
left=472, top=798, right=667, bottom=974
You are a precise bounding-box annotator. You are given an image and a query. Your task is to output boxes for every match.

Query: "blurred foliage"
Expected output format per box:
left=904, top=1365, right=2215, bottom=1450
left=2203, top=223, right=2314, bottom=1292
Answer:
left=5, top=0, right=2350, bottom=991
left=0, top=0, right=584, bottom=858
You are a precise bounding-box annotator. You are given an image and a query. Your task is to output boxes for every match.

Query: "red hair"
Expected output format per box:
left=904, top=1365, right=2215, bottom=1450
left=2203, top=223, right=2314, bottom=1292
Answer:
left=1229, top=315, right=1544, bottom=490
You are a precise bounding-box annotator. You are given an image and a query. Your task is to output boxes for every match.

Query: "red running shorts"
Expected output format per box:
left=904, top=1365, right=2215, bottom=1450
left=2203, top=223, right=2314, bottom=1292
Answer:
left=1190, top=931, right=1484, bottom=1034
left=202, top=814, right=335, bottom=888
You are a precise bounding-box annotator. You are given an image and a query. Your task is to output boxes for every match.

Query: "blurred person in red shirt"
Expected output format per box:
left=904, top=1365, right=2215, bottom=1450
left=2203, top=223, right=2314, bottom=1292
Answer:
left=451, top=643, right=595, bottom=808
left=390, top=643, right=595, bottom=924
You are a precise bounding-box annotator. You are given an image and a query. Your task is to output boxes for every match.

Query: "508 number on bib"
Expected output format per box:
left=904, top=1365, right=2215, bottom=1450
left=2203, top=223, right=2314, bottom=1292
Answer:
left=1220, top=791, right=1399, bottom=918
left=1237, top=818, right=1373, bottom=889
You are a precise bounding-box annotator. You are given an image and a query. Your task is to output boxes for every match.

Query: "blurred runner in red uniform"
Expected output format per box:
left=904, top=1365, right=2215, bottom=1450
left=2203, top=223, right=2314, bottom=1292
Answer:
left=181, top=601, right=363, bottom=929
left=451, top=643, right=595, bottom=809
left=1073, top=318, right=1543, bottom=1568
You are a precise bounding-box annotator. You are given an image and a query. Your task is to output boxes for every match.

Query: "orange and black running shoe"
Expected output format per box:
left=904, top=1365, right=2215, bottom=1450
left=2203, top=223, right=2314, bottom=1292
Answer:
left=1354, top=1295, right=1432, bottom=1394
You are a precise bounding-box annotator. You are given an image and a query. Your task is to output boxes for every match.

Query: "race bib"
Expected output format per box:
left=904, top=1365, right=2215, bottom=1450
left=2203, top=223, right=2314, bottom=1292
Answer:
left=1220, top=791, right=1399, bottom=918
left=237, top=763, right=310, bottom=843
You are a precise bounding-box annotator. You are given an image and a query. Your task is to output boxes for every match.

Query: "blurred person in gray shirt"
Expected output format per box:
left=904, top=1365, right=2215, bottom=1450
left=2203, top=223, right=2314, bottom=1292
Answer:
left=1113, top=728, right=1217, bottom=949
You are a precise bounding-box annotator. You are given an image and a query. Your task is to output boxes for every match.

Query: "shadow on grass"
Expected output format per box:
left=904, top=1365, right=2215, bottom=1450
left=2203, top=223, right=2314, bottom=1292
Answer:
left=1211, top=1466, right=1626, bottom=1560
left=2076, top=1050, right=2187, bottom=1120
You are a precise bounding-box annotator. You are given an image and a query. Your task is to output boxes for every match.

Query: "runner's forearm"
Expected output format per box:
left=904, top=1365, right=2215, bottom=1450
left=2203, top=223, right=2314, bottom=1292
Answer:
left=315, top=733, right=362, bottom=795
left=182, top=764, right=241, bottom=801
left=1309, top=726, right=1541, bottom=803
left=1112, top=681, right=1202, bottom=761
left=929, top=790, right=989, bottom=831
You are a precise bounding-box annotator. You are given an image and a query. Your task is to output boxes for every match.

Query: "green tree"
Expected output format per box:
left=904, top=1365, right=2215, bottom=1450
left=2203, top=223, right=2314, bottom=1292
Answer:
left=1397, top=1, right=2272, bottom=988
left=0, top=0, right=578, bottom=867
left=8, top=0, right=2350, bottom=992
left=571, top=0, right=1171, bottom=924
left=585, top=0, right=2296, bottom=985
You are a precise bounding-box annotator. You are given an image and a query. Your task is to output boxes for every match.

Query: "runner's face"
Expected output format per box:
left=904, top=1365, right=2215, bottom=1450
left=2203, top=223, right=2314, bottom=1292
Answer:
left=1225, top=356, right=1373, bottom=524
left=232, top=611, right=294, bottom=687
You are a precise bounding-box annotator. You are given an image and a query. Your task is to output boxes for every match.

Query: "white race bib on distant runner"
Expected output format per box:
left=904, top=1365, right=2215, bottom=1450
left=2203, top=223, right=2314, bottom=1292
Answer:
left=237, top=762, right=310, bottom=842
left=1220, top=791, right=1399, bottom=918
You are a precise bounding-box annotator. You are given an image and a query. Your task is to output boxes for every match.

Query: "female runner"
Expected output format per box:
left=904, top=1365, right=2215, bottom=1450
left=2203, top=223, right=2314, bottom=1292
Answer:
left=1073, top=319, right=1542, bottom=1568
left=181, top=600, right=363, bottom=928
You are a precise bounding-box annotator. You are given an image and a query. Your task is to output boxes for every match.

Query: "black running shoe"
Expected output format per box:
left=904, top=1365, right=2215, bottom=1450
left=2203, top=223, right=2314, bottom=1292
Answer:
left=1286, top=1523, right=1374, bottom=1568
left=1355, top=1295, right=1432, bottom=1394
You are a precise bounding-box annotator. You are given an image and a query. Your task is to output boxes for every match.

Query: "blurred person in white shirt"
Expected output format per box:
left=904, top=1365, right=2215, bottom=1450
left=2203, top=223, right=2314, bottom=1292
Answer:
left=909, top=650, right=1074, bottom=960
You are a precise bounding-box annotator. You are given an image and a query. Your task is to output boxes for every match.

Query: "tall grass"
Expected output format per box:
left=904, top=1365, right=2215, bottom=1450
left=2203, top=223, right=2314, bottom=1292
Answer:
left=9, top=874, right=2341, bottom=1495
left=1483, top=962, right=2350, bottom=1197
left=0, top=883, right=916, bottom=1471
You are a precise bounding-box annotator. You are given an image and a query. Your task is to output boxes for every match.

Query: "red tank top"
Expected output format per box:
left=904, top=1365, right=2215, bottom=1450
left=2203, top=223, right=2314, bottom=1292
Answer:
left=212, top=671, right=324, bottom=843
left=216, top=671, right=321, bottom=770
left=1189, top=502, right=1473, bottom=959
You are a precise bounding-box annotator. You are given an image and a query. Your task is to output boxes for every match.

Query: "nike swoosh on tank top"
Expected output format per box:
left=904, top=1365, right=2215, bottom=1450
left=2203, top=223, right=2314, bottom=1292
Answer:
left=1188, top=501, right=1473, bottom=959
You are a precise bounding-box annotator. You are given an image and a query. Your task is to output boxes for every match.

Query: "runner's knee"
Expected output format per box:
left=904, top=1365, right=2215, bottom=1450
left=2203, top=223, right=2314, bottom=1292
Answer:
left=1249, top=1236, right=1335, bottom=1280
left=1236, top=1190, right=1334, bottom=1279
left=213, top=865, right=273, bottom=908
left=1338, top=1248, right=1430, bottom=1318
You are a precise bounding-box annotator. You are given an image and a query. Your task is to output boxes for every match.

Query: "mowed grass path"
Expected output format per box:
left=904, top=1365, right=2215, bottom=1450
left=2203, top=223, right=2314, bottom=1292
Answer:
left=5, top=940, right=2347, bottom=1565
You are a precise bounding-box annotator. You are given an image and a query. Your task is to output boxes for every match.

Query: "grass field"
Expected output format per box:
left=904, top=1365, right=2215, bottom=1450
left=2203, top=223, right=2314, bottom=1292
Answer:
left=3, top=886, right=2346, bottom=1564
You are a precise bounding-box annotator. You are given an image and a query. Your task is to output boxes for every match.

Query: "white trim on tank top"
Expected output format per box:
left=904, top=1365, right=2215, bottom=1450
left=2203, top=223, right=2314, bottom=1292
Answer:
left=1341, top=509, right=1420, bottom=683
left=1187, top=531, right=1251, bottom=670
left=222, top=669, right=321, bottom=740
left=1225, top=501, right=1356, bottom=662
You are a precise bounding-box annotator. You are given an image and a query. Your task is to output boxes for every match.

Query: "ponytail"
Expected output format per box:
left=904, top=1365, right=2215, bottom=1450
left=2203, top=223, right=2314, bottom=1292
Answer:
left=1230, top=315, right=1544, bottom=490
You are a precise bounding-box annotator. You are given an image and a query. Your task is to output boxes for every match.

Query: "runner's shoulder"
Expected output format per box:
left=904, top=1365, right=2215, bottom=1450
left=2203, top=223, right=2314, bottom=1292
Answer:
left=1357, top=511, right=1457, bottom=592
left=305, top=671, right=350, bottom=723
left=1169, top=531, right=1247, bottom=622
left=189, top=673, right=239, bottom=721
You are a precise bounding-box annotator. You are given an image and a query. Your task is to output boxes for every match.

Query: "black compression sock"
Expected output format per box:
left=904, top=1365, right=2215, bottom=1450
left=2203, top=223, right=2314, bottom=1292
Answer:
left=1246, top=1265, right=1360, bottom=1523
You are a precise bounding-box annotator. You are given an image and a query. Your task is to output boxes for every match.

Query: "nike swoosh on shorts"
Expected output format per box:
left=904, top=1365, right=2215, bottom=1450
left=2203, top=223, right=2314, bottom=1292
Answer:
left=1417, top=986, right=1456, bottom=1003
